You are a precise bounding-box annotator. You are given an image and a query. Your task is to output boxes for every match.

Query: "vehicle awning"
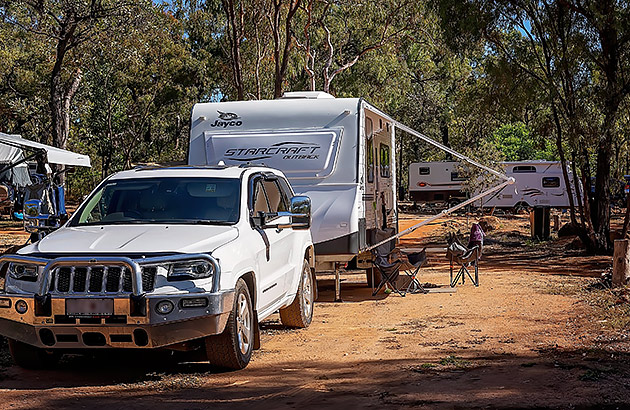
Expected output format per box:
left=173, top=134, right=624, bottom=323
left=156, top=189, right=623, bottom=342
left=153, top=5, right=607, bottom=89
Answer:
left=0, top=132, right=91, bottom=167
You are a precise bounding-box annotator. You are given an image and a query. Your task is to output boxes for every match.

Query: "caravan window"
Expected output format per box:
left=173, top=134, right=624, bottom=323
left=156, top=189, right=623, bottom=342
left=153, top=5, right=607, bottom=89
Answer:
left=542, top=177, right=560, bottom=188
left=366, top=118, right=374, bottom=138
left=367, top=139, right=374, bottom=183
left=513, top=165, right=537, bottom=173
left=418, top=167, right=430, bottom=175
left=451, top=172, right=466, bottom=181
left=380, top=144, right=390, bottom=178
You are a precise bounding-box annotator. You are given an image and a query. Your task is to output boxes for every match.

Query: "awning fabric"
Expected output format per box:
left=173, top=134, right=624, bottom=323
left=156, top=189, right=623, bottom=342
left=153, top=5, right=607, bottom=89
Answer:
left=0, top=132, right=91, bottom=167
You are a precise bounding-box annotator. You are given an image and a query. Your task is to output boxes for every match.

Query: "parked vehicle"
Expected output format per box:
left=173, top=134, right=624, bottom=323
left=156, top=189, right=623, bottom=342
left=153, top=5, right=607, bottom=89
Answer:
left=408, top=161, right=467, bottom=207
left=0, top=165, right=315, bottom=370
left=0, top=132, right=91, bottom=238
left=189, top=91, right=398, bottom=273
left=409, top=160, right=578, bottom=209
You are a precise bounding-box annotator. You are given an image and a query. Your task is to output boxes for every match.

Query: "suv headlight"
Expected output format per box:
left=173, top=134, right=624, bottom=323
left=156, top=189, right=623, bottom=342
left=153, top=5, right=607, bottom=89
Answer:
left=8, top=263, right=39, bottom=282
left=167, top=260, right=215, bottom=281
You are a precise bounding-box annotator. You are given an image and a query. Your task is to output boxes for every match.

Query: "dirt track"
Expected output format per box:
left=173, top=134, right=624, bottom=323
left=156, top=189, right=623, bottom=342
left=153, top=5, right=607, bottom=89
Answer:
left=0, top=214, right=628, bottom=409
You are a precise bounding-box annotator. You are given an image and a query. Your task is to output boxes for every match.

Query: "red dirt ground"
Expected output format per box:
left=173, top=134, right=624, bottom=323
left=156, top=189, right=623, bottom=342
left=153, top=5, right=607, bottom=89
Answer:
left=0, top=213, right=627, bottom=409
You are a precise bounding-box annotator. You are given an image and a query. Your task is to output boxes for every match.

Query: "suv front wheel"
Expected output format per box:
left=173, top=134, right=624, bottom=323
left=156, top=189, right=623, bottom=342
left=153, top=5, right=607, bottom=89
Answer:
left=205, top=278, right=253, bottom=370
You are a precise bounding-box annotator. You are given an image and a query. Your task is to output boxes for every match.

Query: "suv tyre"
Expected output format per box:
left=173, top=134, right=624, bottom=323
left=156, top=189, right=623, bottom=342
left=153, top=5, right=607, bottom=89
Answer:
left=280, top=260, right=314, bottom=328
left=205, top=278, right=253, bottom=370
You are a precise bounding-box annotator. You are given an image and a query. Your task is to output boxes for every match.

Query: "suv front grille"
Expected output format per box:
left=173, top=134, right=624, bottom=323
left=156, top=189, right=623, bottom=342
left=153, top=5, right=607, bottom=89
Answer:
left=50, top=266, right=157, bottom=294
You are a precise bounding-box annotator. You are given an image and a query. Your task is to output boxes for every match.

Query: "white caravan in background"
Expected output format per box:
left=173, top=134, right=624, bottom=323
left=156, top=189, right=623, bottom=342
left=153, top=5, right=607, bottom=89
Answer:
left=409, top=160, right=577, bottom=208
left=408, top=161, right=467, bottom=205
left=485, top=161, right=578, bottom=208
left=189, top=91, right=398, bottom=270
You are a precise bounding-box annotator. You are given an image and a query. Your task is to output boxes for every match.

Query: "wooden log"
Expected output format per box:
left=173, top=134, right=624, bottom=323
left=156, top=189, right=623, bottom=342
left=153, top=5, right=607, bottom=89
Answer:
left=612, top=239, right=630, bottom=286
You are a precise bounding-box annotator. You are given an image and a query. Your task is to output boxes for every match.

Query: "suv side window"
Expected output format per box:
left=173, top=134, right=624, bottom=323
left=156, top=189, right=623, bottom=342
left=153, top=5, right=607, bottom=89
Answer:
left=263, top=180, right=287, bottom=213
left=277, top=178, right=293, bottom=207
left=252, top=179, right=270, bottom=214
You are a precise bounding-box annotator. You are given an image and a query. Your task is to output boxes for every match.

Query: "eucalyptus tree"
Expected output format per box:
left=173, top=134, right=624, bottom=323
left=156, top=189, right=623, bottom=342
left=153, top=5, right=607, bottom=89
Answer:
left=78, top=4, right=204, bottom=177
left=436, top=0, right=630, bottom=254
left=0, top=0, right=138, bottom=156
left=0, top=18, right=49, bottom=138
left=292, top=0, right=421, bottom=94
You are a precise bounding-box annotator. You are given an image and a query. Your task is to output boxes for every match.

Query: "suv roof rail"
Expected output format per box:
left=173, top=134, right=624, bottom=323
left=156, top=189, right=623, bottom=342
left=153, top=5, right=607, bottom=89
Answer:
left=133, top=164, right=231, bottom=172
left=238, top=162, right=269, bottom=168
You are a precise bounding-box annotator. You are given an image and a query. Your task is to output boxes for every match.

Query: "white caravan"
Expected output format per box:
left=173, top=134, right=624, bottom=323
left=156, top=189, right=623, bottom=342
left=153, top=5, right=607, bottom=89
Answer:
left=409, top=160, right=577, bottom=208
left=189, top=92, right=398, bottom=270
left=408, top=161, right=466, bottom=205
left=485, top=161, right=578, bottom=208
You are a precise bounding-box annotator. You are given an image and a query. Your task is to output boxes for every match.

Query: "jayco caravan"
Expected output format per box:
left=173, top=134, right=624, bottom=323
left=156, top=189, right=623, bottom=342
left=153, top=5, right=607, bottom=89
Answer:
left=189, top=92, right=397, bottom=270
left=409, top=160, right=577, bottom=208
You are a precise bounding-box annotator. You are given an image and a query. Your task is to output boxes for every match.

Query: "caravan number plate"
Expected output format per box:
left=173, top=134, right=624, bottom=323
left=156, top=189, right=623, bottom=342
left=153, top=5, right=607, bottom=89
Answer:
left=66, top=298, right=113, bottom=318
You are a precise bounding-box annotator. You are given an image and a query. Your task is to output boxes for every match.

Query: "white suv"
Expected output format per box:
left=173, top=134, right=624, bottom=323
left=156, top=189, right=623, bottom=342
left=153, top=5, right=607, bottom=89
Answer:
left=0, top=165, right=315, bottom=370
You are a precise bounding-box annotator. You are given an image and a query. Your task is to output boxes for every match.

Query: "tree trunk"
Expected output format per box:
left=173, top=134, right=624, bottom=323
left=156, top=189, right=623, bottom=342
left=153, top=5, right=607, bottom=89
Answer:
left=571, top=151, right=586, bottom=229
left=621, top=194, right=630, bottom=238
left=223, top=0, right=245, bottom=100
left=552, top=104, right=577, bottom=227
left=592, top=106, right=616, bottom=253
left=613, top=239, right=630, bottom=286
left=440, top=115, right=451, bottom=161
left=272, top=0, right=300, bottom=99
left=398, top=133, right=404, bottom=201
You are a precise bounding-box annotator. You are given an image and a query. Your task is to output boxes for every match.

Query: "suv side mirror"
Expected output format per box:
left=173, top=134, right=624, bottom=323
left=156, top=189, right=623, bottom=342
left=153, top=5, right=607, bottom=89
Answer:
left=288, top=196, right=311, bottom=230
left=256, top=196, right=312, bottom=230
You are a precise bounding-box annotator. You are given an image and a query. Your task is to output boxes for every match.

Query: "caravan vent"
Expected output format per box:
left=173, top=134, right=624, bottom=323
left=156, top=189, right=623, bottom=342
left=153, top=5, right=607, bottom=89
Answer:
left=281, top=91, right=335, bottom=99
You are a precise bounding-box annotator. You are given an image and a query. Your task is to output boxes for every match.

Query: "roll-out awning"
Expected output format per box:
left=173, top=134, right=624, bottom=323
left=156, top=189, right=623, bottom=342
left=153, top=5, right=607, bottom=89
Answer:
left=0, top=132, right=91, bottom=167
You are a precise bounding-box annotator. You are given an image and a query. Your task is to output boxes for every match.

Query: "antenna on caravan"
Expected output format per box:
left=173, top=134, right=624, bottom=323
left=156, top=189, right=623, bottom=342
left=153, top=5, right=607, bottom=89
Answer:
left=365, top=121, right=515, bottom=252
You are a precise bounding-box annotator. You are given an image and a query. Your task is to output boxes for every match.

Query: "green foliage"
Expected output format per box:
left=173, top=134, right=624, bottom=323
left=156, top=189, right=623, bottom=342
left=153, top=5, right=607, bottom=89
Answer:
left=0, top=0, right=627, bottom=217
left=492, top=122, right=555, bottom=161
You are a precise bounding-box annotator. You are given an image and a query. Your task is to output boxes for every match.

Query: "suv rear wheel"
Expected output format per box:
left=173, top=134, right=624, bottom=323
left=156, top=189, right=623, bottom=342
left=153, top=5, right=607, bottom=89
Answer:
left=280, top=260, right=314, bottom=328
left=205, top=278, right=253, bottom=370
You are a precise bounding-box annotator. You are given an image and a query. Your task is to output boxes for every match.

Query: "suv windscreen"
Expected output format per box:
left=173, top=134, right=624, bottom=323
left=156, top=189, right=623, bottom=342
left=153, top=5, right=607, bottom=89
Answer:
left=73, top=177, right=241, bottom=226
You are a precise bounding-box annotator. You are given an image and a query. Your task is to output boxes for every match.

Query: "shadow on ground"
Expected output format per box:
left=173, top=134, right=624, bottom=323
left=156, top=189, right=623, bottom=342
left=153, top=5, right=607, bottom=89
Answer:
left=0, top=344, right=628, bottom=409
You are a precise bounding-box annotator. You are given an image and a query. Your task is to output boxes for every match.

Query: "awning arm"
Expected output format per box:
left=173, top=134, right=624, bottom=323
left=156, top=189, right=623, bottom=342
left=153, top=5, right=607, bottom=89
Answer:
left=394, top=122, right=510, bottom=182
left=365, top=176, right=515, bottom=252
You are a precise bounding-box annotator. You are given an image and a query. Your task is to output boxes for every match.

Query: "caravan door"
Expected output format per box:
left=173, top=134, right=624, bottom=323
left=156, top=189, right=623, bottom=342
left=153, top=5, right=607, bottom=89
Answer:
left=363, top=113, right=395, bottom=234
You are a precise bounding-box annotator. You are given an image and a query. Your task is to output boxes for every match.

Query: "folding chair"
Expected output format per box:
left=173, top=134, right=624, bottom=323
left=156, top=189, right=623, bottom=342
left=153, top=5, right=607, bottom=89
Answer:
left=371, top=241, right=406, bottom=297
left=449, top=245, right=480, bottom=287
left=401, top=249, right=428, bottom=294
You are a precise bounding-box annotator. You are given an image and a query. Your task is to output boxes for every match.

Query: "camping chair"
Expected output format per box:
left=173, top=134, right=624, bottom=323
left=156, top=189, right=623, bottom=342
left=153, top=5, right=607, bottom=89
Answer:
left=401, top=248, right=428, bottom=294
left=371, top=240, right=406, bottom=297
left=447, top=241, right=480, bottom=287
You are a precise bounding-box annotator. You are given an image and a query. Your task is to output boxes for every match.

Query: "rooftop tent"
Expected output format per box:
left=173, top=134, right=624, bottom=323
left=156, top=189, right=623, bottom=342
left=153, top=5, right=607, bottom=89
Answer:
left=0, top=132, right=91, bottom=168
